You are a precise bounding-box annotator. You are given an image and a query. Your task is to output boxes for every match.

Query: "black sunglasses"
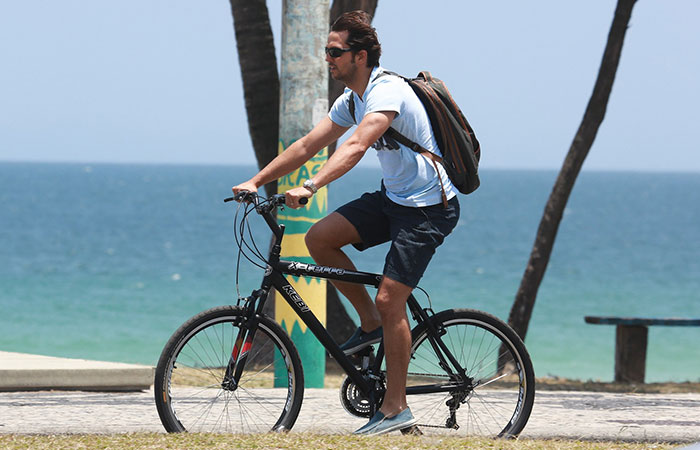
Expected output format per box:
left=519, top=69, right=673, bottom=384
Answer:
left=325, top=47, right=353, bottom=58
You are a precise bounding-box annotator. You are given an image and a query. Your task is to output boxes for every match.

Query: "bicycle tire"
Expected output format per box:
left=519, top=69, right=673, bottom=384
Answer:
left=405, top=308, right=535, bottom=438
left=154, top=305, right=304, bottom=433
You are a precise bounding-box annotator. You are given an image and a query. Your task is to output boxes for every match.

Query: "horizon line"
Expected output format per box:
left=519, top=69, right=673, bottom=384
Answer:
left=1, top=158, right=699, bottom=175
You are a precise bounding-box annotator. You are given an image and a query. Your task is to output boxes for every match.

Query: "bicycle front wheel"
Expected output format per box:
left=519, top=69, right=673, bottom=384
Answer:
left=406, top=308, right=535, bottom=438
left=154, top=306, right=304, bottom=433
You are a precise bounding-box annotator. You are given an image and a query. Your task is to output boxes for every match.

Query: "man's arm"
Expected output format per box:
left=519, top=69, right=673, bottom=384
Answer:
left=232, top=117, right=348, bottom=194
left=314, top=111, right=395, bottom=188
left=284, top=111, right=396, bottom=207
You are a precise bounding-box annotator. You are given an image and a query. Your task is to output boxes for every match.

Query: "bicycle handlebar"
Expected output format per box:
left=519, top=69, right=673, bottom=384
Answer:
left=223, top=192, right=308, bottom=206
left=224, top=191, right=307, bottom=247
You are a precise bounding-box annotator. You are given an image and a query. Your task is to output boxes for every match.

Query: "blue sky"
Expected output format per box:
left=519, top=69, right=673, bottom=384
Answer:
left=1, top=1, right=698, bottom=172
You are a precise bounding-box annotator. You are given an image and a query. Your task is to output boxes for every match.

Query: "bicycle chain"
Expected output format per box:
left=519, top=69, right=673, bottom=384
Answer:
left=415, top=423, right=452, bottom=429
left=406, top=372, right=450, bottom=379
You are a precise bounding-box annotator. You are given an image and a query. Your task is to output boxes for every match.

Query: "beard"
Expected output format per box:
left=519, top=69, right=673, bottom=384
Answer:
left=329, top=55, right=357, bottom=83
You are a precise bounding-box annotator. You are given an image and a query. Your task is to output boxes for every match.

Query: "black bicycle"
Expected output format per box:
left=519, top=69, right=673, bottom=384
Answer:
left=154, top=192, right=535, bottom=437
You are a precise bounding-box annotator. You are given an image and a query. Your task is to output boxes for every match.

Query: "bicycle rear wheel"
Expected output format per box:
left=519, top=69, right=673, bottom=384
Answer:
left=406, top=308, right=535, bottom=438
left=154, top=306, right=304, bottom=433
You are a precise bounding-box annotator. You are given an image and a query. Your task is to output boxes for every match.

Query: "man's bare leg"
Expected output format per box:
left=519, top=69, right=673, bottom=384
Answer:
left=374, top=276, right=412, bottom=416
left=307, top=214, right=413, bottom=416
left=305, top=212, right=381, bottom=331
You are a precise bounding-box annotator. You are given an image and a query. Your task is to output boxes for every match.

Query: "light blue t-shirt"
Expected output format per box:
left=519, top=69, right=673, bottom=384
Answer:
left=328, top=66, right=457, bottom=207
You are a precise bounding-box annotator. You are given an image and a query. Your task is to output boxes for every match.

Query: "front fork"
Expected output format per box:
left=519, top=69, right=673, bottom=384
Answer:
left=221, top=328, right=254, bottom=390
left=222, top=290, right=266, bottom=391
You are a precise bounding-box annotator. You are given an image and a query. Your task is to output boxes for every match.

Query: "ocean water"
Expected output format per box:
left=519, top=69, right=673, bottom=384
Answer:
left=1, top=162, right=698, bottom=382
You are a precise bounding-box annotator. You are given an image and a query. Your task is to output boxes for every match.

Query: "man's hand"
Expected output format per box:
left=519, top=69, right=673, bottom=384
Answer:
left=285, top=186, right=313, bottom=209
left=232, top=181, right=258, bottom=196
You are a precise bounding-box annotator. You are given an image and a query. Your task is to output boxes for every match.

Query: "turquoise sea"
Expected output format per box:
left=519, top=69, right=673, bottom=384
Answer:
left=1, top=162, right=698, bottom=382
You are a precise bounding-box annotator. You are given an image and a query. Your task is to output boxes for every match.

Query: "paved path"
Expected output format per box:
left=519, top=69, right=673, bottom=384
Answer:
left=1, top=388, right=698, bottom=443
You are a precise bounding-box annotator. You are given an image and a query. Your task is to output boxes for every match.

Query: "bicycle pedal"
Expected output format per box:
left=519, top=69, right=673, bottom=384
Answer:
left=347, top=346, right=374, bottom=365
left=400, top=425, right=423, bottom=435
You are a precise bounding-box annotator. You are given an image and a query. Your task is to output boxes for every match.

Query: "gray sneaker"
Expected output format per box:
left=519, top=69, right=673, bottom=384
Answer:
left=339, top=327, right=383, bottom=355
left=354, top=408, right=417, bottom=436
left=352, top=411, right=385, bottom=435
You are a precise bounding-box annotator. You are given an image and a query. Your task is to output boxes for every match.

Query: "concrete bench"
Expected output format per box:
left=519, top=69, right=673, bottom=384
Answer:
left=584, top=316, right=700, bottom=383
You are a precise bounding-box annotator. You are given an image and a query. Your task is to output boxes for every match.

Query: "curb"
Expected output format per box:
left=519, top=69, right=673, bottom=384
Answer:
left=0, top=351, right=153, bottom=392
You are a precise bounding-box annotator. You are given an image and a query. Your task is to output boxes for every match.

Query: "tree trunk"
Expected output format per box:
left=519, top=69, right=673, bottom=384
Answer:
left=506, top=0, right=638, bottom=341
left=229, top=0, right=279, bottom=197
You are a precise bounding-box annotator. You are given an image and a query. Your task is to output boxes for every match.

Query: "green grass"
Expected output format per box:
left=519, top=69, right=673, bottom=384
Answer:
left=0, top=433, right=679, bottom=450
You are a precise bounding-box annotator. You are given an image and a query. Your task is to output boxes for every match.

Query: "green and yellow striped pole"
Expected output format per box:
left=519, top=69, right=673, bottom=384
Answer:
left=275, top=0, right=329, bottom=388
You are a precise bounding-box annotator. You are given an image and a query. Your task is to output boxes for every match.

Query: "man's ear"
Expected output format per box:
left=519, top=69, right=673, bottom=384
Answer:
left=355, top=49, right=368, bottom=66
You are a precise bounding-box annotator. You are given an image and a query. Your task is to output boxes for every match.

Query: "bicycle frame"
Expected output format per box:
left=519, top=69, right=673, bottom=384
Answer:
left=232, top=194, right=471, bottom=402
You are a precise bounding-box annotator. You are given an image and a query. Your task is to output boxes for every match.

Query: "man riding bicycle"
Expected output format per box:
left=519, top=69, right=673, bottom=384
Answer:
left=232, top=10, right=460, bottom=435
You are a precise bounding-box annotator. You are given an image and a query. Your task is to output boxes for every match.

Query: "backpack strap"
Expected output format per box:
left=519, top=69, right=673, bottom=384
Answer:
left=384, top=128, right=448, bottom=208
left=348, top=94, right=355, bottom=123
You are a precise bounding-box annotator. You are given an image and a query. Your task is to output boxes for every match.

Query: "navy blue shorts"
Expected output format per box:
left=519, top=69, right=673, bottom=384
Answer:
left=335, top=187, right=460, bottom=288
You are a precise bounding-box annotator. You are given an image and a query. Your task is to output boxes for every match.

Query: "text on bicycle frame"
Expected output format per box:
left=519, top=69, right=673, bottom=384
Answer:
left=288, top=261, right=346, bottom=277
left=282, top=285, right=311, bottom=313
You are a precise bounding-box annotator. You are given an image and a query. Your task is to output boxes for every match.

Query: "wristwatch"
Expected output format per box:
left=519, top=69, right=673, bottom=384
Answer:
left=302, top=179, right=318, bottom=194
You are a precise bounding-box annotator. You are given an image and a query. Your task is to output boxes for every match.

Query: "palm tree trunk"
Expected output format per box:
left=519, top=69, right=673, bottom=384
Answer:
left=229, top=0, right=279, bottom=196
left=507, top=0, right=638, bottom=341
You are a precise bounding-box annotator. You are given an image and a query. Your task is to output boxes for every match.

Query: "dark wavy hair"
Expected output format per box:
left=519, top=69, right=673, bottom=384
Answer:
left=330, top=10, right=381, bottom=67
